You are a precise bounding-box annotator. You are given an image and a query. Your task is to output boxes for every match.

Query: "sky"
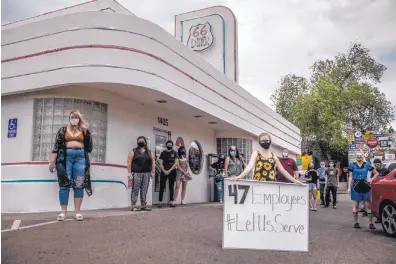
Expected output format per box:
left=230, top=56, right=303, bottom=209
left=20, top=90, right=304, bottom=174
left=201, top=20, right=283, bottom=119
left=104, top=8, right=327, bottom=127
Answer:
left=2, top=0, right=396, bottom=128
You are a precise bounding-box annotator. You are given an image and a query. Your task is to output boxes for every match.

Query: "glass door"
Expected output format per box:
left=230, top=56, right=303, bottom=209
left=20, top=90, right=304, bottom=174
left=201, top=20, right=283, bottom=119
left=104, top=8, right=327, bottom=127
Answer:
left=152, top=128, right=171, bottom=204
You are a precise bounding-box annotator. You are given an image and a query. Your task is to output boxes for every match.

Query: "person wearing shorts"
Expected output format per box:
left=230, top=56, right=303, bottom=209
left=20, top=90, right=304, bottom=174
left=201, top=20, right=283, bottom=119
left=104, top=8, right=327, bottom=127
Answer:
left=348, top=150, right=379, bottom=229
left=305, top=164, right=319, bottom=211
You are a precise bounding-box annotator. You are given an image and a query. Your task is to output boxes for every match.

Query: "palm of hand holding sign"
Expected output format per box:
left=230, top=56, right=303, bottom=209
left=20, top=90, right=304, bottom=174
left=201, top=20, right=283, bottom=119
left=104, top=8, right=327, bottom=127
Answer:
left=232, top=132, right=303, bottom=185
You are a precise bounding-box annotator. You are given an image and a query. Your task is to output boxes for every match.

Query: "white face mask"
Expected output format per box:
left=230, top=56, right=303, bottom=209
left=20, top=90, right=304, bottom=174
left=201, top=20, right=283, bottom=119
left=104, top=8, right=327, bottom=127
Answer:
left=282, top=152, right=288, bottom=158
left=70, top=118, right=79, bottom=126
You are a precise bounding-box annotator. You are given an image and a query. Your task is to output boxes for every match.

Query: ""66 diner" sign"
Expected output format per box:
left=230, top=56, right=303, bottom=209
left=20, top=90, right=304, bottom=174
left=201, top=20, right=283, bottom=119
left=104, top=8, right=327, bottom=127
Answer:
left=187, top=22, right=214, bottom=52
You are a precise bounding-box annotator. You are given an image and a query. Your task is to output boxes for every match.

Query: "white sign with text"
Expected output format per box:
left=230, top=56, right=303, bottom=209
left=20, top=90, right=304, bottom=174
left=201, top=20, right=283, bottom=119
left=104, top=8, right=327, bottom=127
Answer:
left=222, top=179, right=309, bottom=252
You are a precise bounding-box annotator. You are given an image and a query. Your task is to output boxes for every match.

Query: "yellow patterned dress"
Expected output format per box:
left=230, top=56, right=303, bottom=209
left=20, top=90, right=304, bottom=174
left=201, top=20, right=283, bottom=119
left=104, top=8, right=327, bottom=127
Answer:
left=253, top=152, right=277, bottom=181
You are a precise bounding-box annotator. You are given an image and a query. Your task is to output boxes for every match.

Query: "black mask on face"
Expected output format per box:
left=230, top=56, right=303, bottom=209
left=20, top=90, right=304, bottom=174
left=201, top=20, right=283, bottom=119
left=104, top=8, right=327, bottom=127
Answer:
left=259, top=140, right=271, bottom=149
left=167, top=145, right=173, bottom=150
left=138, top=141, right=146, bottom=148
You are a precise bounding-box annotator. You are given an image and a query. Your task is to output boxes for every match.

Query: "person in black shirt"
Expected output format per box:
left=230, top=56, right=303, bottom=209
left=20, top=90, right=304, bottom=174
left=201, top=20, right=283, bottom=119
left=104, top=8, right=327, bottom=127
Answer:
left=373, top=159, right=390, bottom=178
left=305, top=163, right=319, bottom=211
left=158, top=140, right=179, bottom=208
left=127, top=136, right=155, bottom=211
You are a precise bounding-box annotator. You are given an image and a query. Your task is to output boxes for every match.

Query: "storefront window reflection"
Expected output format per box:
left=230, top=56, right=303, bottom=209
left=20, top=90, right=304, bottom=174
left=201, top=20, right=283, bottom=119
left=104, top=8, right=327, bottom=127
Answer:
left=188, top=140, right=203, bottom=174
left=216, top=138, right=252, bottom=164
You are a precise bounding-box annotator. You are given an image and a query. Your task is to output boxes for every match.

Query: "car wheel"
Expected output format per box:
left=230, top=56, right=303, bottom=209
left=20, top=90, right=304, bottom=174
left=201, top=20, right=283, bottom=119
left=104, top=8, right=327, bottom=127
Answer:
left=381, top=203, right=396, bottom=238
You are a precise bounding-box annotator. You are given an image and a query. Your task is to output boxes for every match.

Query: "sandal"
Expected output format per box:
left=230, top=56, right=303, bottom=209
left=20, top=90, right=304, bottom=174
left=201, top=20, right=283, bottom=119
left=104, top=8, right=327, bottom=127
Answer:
left=354, top=223, right=361, bottom=229
left=57, top=212, right=66, bottom=221
left=131, top=207, right=141, bottom=212
left=75, top=212, right=83, bottom=221
left=369, top=223, right=376, bottom=230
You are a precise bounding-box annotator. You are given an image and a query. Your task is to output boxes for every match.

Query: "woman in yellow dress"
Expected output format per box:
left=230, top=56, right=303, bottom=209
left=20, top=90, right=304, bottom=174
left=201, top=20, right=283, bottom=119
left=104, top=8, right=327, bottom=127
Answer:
left=234, top=133, right=302, bottom=184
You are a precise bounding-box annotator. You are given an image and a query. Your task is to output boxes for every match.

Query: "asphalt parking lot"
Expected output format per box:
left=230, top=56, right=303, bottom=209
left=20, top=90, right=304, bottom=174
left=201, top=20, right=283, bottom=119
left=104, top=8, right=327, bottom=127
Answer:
left=2, top=194, right=396, bottom=264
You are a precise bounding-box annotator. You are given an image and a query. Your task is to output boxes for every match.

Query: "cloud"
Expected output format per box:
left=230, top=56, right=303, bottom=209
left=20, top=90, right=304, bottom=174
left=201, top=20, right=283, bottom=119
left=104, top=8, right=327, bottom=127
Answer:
left=2, top=0, right=395, bottom=127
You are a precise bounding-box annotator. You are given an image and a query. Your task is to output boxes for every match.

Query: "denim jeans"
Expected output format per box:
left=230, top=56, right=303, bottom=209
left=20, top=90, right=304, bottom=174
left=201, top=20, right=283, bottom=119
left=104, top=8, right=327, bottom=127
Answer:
left=59, top=148, right=86, bottom=206
left=215, top=179, right=223, bottom=201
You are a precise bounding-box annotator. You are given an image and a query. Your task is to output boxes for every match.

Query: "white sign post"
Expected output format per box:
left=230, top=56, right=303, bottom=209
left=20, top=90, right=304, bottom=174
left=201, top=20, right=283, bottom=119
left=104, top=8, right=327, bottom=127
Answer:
left=222, top=179, right=309, bottom=252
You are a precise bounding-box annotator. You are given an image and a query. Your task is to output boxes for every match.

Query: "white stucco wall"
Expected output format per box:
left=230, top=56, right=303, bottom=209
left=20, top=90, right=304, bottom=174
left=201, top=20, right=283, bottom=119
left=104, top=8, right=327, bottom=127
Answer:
left=2, top=10, right=301, bottom=154
left=1, top=86, right=216, bottom=212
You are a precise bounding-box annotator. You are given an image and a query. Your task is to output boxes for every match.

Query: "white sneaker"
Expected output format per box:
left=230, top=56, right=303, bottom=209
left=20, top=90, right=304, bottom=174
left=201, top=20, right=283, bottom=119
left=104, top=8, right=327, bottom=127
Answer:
left=75, top=212, right=83, bottom=221
left=181, top=200, right=187, bottom=205
left=219, top=200, right=223, bottom=204
left=57, top=212, right=66, bottom=221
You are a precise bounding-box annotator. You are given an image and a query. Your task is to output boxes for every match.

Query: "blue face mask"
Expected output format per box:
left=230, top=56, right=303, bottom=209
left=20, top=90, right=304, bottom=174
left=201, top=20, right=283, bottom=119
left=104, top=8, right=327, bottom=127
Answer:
left=230, top=151, right=236, bottom=157
left=320, top=164, right=325, bottom=168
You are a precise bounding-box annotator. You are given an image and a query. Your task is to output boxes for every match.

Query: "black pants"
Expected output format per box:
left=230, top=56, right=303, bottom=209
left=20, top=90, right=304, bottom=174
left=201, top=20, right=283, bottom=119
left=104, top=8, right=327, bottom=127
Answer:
left=319, top=183, right=325, bottom=204
left=159, top=170, right=177, bottom=202
left=325, top=186, right=337, bottom=206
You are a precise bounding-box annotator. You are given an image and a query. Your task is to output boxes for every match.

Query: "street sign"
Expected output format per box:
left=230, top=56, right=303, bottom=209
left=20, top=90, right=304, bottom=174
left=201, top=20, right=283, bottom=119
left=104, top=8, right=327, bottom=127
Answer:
left=354, top=131, right=362, bottom=138
left=367, top=137, right=378, bottom=148
left=347, top=135, right=354, bottom=142
left=349, top=144, right=357, bottom=151
left=7, top=118, right=18, bottom=138
left=379, top=140, right=388, bottom=147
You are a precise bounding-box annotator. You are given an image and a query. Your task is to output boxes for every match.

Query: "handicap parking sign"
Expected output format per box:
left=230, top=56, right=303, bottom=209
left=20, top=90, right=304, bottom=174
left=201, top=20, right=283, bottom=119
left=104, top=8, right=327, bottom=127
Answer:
left=7, top=118, right=18, bottom=138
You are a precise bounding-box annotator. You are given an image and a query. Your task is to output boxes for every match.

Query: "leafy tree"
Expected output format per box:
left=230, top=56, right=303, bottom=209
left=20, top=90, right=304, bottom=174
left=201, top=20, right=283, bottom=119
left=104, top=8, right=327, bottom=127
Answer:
left=270, top=74, right=309, bottom=123
left=271, top=42, right=394, bottom=159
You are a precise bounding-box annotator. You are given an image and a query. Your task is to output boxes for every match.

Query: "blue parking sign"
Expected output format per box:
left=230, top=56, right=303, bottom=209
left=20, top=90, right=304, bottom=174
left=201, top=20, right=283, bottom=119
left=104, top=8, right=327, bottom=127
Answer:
left=7, top=118, right=18, bottom=138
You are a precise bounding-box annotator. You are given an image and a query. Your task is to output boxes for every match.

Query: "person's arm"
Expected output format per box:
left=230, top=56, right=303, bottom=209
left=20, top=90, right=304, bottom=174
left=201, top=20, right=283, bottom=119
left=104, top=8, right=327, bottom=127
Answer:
left=275, top=156, right=302, bottom=184
left=292, top=160, right=299, bottom=179
left=158, top=152, right=166, bottom=173
left=168, top=153, right=179, bottom=172
left=347, top=164, right=353, bottom=194
left=127, top=151, right=134, bottom=177
left=224, top=157, right=229, bottom=177
left=150, top=151, right=155, bottom=177
left=324, top=170, right=328, bottom=186
left=209, top=163, right=217, bottom=172
left=49, top=128, right=63, bottom=171
left=236, top=152, right=258, bottom=179
left=369, top=163, right=379, bottom=180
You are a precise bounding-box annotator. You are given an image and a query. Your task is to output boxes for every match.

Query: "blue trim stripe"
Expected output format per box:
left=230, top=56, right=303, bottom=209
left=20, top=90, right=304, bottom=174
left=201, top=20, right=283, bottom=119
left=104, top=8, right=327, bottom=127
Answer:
left=1, top=179, right=127, bottom=189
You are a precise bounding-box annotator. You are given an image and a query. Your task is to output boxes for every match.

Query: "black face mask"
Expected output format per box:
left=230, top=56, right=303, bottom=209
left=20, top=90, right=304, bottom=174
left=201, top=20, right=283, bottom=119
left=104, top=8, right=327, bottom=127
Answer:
left=167, top=145, right=173, bottom=150
left=259, top=141, right=271, bottom=149
left=138, top=142, right=146, bottom=148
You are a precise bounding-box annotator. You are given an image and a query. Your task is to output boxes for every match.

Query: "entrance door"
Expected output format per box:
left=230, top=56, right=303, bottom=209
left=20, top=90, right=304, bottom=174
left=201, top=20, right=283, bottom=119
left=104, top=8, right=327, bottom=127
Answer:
left=152, top=128, right=171, bottom=204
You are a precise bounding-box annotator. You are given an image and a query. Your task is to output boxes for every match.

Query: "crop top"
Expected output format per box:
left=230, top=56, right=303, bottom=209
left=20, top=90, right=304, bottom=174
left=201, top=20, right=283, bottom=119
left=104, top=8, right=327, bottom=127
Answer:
left=65, top=130, right=84, bottom=143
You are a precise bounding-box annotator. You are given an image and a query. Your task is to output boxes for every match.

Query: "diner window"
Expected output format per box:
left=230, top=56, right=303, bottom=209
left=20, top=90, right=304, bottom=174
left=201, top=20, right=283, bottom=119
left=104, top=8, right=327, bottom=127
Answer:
left=216, top=138, right=253, bottom=164
left=32, top=98, right=108, bottom=162
left=188, top=140, right=203, bottom=175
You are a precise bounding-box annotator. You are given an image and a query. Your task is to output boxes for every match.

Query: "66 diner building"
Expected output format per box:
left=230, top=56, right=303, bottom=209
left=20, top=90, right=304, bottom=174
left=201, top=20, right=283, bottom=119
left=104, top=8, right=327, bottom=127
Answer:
left=1, top=0, right=301, bottom=213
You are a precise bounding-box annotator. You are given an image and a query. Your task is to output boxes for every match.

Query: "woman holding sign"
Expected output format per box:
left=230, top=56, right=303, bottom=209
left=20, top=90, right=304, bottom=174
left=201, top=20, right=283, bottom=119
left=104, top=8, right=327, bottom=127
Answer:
left=233, top=133, right=302, bottom=185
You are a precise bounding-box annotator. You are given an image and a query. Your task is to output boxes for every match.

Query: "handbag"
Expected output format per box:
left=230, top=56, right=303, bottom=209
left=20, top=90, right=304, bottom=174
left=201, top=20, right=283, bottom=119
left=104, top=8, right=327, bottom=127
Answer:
left=353, top=179, right=371, bottom=193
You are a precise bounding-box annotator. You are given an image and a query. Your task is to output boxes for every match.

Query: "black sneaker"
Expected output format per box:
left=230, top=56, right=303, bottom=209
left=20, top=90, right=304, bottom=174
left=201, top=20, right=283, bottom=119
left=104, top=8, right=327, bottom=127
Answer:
left=157, top=203, right=162, bottom=208
left=369, top=223, right=376, bottom=230
left=354, top=223, right=361, bottom=229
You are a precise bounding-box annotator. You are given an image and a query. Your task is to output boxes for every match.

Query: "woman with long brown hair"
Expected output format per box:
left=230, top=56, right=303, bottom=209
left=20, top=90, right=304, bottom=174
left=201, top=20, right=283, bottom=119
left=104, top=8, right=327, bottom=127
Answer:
left=49, top=109, right=93, bottom=221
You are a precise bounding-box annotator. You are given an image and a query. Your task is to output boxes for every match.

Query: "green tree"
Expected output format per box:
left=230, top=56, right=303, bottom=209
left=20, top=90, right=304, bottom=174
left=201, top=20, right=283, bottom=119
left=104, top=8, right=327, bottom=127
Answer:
left=272, top=42, right=394, bottom=159
left=270, top=74, right=309, bottom=123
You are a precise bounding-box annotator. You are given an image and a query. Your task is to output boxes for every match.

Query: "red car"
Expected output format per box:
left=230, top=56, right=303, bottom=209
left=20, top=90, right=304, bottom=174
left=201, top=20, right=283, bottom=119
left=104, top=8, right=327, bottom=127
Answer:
left=371, top=169, right=396, bottom=237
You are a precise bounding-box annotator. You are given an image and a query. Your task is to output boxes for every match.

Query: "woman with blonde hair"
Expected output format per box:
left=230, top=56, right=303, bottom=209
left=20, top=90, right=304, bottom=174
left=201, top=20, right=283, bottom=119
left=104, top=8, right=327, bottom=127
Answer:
left=234, top=133, right=302, bottom=184
left=347, top=149, right=379, bottom=229
left=49, top=109, right=93, bottom=221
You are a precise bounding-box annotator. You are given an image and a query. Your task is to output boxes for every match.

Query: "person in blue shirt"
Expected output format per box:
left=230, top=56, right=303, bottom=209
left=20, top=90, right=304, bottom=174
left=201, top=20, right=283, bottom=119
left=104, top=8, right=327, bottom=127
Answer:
left=348, top=150, right=379, bottom=229
left=317, top=161, right=326, bottom=206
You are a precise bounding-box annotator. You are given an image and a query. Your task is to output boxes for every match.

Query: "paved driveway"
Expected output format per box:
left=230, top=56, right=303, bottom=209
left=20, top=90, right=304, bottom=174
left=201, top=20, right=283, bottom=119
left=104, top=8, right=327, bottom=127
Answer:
left=2, top=195, right=396, bottom=264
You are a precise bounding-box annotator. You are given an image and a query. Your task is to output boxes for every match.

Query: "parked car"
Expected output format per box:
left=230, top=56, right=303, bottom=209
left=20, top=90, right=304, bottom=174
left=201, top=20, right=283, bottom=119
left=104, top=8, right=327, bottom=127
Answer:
left=371, top=169, right=396, bottom=237
left=383, top=160, right=396, bottom=171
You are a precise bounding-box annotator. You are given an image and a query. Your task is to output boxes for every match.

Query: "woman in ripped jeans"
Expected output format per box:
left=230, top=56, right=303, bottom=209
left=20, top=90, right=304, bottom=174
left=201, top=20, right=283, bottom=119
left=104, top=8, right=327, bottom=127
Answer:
left=49, top=109, right=93, bottom=222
